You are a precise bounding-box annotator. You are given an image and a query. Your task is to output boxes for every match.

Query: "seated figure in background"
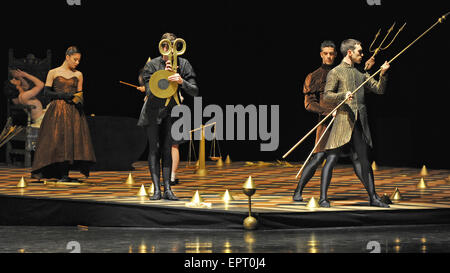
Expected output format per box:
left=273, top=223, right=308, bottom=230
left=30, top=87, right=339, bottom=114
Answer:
left=8, top=68, right=46, bottom=128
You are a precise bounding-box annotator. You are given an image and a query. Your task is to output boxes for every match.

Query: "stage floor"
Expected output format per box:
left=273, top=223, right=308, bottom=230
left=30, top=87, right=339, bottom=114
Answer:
left=1, top=161, right=450, bottom=229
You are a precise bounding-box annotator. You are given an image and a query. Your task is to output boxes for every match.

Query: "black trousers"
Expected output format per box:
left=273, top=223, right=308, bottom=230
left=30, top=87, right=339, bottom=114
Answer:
left=145, top=109, right=173, bottom=186
left=294, top=152, right=326, bottom=196
left=320, top=119, right=378, bottom=200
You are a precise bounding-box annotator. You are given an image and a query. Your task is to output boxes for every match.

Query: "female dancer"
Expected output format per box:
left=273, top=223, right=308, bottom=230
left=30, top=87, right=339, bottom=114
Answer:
left=31, top=46, right=96, bottom=182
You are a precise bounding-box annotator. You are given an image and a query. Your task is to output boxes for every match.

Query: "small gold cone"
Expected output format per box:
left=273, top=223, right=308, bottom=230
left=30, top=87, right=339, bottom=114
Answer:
left=225, top=155, right=232, bottom=164
left=136, top=184, right=148, bottom=197
left=420, top=165, right=429, bottom=176
left=190, top=190, right=204, bottom=204
left=216, top=157, right=224, bottom=167
left=148, top=183, right=155, bottom=195
left=125, top=173, right=135, bottom=185
left=243, top=176, right=256, bottom=196
left=243, top=176, right=255, bottom=190
left=306, top=197, right=320, bottom=208
left=16, top=177, right=27, bottom=188
left=372, top=161, right=378, bottom=171
left=221, top=189, right=235, bottom=202
left=390, top=188, right=402, bottom=201
left=417, top=177, right=428, bottom=189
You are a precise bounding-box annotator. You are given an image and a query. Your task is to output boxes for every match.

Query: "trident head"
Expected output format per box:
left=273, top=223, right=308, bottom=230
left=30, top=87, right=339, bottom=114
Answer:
left=369, top=22, right=407, bottom=57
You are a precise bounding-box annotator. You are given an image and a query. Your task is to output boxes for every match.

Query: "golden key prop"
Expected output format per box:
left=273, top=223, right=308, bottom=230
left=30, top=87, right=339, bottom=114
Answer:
left=149, top=38, right=186, bottom=106
left=366, top=22, right=406, bottom=70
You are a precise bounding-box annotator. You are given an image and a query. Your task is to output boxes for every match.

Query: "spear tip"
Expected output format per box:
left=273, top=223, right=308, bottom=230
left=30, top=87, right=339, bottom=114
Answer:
left=439, top=12, right=449, bottom=23
left=443, top=11, right=450, bottom=19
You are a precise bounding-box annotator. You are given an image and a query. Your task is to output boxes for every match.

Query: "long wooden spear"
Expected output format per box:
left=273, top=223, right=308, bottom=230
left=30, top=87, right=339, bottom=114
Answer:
left=283, top=12, right=449, bottom=160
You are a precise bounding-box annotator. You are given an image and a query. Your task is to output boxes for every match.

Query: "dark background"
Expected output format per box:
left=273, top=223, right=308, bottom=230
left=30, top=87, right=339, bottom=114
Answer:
left=1, top=0, right=449, bottom=169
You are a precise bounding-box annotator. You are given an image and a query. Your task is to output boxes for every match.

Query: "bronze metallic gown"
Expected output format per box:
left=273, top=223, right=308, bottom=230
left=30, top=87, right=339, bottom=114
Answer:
left=31, top=76, right=96, bottom=179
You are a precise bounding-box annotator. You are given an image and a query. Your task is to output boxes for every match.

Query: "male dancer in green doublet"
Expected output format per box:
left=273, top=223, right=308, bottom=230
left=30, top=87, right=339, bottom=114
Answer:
left=321, top=39, right=390, bottom=208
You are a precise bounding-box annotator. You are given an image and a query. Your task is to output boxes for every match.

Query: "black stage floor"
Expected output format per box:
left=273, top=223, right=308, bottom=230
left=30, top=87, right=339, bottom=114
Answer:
left=1, top=224, right=450, bottom=253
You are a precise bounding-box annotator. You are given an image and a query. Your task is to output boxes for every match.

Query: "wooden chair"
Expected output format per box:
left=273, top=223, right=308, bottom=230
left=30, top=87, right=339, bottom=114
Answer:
left=4, top=49, right=51, bottom=167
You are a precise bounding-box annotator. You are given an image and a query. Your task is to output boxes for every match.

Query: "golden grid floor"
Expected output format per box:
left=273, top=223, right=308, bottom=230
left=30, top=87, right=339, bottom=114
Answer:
left=1, top=161, right=450, bottom=213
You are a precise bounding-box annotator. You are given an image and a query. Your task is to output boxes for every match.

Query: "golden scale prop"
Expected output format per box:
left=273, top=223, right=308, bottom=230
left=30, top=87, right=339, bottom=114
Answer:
left=187, top=122, right=223, bottom=170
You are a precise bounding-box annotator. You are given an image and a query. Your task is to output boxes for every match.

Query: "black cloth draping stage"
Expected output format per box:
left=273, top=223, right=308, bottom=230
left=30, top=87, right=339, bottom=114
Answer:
left=87, top=116, right=147, bottom=171
left=2, top=194, right=450, bottom=229
left=0, top=161, right=450, bottom=229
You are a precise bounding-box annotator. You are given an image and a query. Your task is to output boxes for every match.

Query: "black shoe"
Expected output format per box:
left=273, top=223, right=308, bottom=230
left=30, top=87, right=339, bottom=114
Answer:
left=319, top=198, right=331, bottom=208
left=369, top=198, right=390, bottom=208
left=57, top=176, right=71, bottom=183
left=371, top=193, right=382, bottom=202
left=148, top=165, right=162, bottom=200
left=293, top=191, right=303, bottom=202
left=170, top=178, right=179, bottom=186
left=163, top=181, right=179, bottom=201
left=380, top=194, right=393, bottom=204
left=68, top=177, right=82, bottom=183
left=149, top=190, right=162, bottom=200
left=163, top=190, right=179, bottom=201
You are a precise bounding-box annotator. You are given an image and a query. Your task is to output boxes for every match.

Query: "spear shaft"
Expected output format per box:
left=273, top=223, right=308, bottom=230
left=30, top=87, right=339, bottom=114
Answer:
left=283, top=12, right=449, bottom=159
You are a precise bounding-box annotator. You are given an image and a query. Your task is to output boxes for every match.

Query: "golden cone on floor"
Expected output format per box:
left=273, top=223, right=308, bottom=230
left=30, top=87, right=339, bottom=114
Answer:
left=372, top=161, right=378, bottom=171
left=148, top=183, right=155, bottom=195
left=190, top=190, right=204, bottom=204
left=216, top=157, right=224, bottom=167
left=390, top=187, right=402, bottom=201
left=186, top=190, right=211, bottom=208
left=306, top=197, right=320, bottom=208
left=125, top=173, right=135, bottom=185
left=225, top=155, right=232, bottom=164
left=221, top=189, right=235, bottom=202
left=420, top=165, right=428, bottom=176
left=417, top=177, right=428, bottom=189
left=16, top=177, right=27, bottom=188
left=136, top=184, right=148, bottom=197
